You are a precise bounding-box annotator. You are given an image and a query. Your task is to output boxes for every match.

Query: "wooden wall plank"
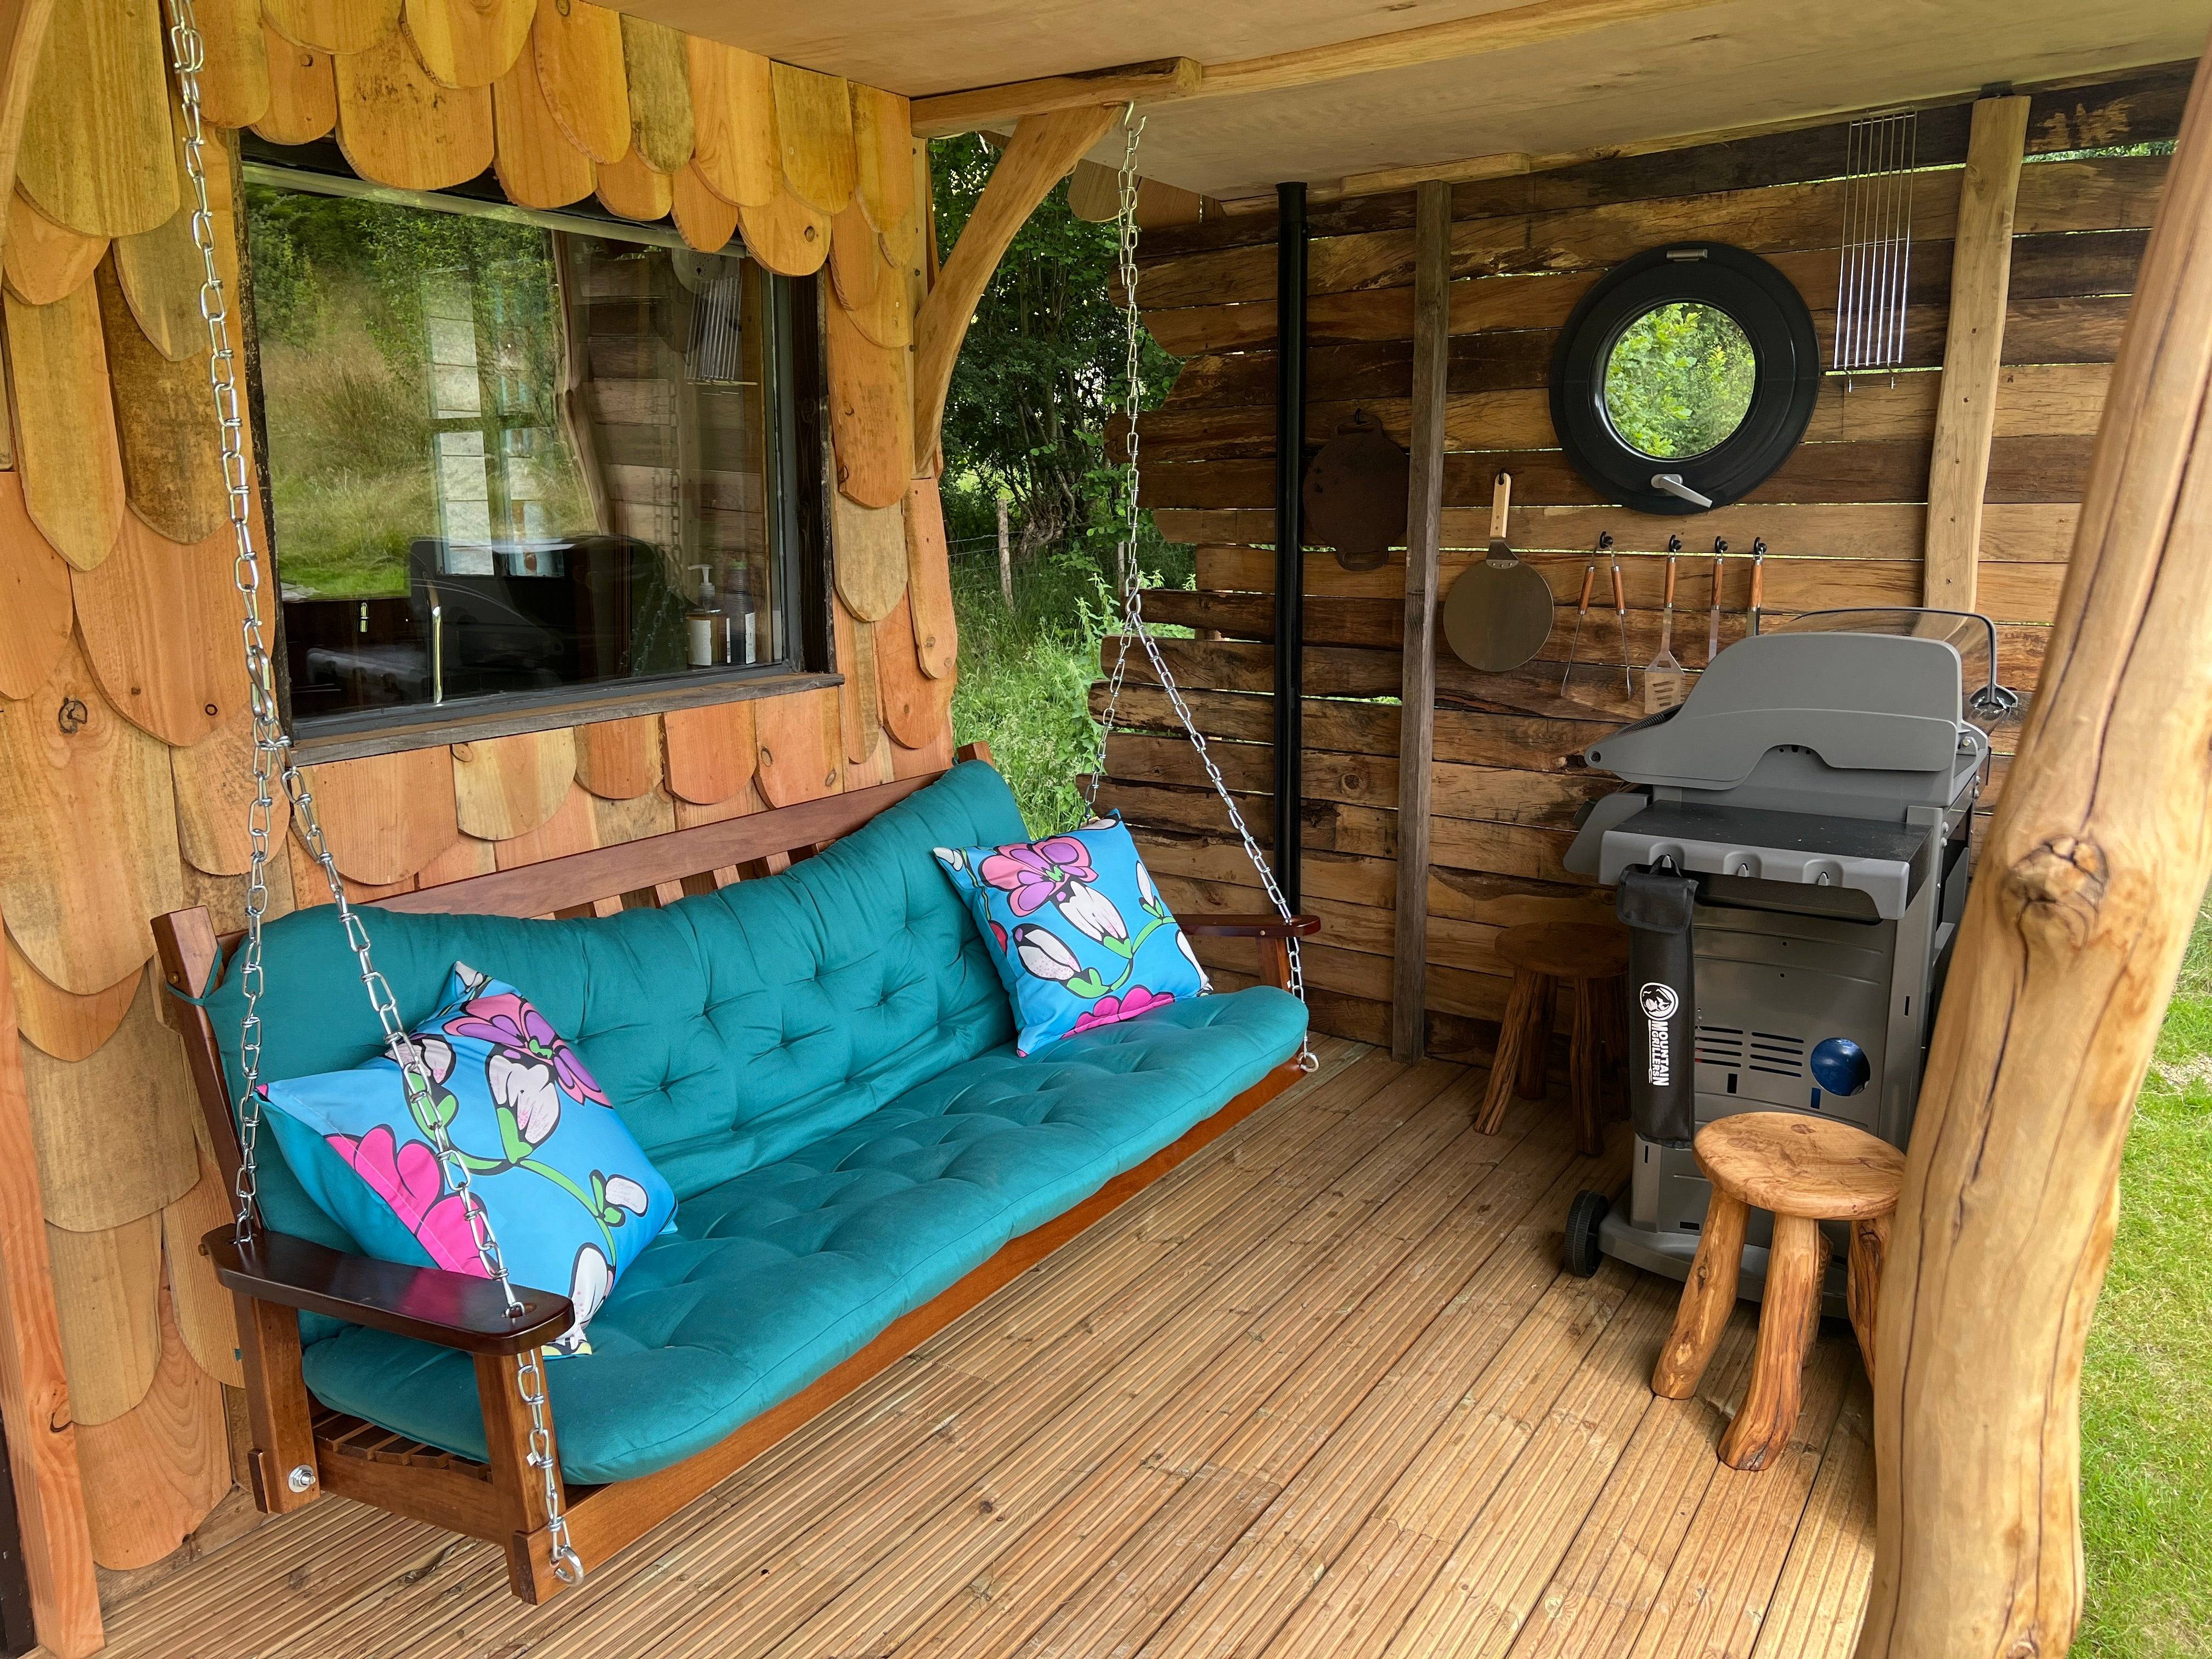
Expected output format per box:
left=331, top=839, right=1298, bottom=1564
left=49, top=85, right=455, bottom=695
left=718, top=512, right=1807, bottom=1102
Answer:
left=45, top=1215, right=159, bottom=1426
left=0, top=640, right=181, bottom=994
left=686, top=36, right=775, bottom=209
left=753, top=687, right=842, bottom=807
left=617, top=13, right=692, bottom=175
left=662, top=697, right=755, bottom=805
left=15, top=0, right=176, bottom=239
left=770, top=61, right=855, bottom=216
left=452, top=727, right=577, bottom=840
left=264, top=0, right=399, bottom=56
left=670, top=160, right=736, bottom=251
left=18, top=974, right=196, bottom=1232
left=825, top=290, right=909, bottom=506
left=0, top=916, right=103, bottom=1659
left=3, top=282, right=124, bottom=570
left=490, top=43, right=594, bottom=209
left=1925, top=95, right=2032, bottom=609
left=71, top=517, right=242, bottom=748
left=530, top=0, right=627, bottom=166
left=904, top=476, right=956, bottom=680
left=595, top=145, right=673, bottom=222
left=5, top=941, right=138, bottom=1065
left=3, top=190, right=101, bottom=304
left=399, top=0, right=533, bottom=91
left=191, top=0, right=270, bottom=130
left=95, top=263, right=224, bottom=546
left=0, top=471, right=74, bottom=701
left=160, top=1146, right=242, bottom=1389
left=875, top=591, right=951, bottom=750
left=297, top=746, right=460, bottom=887
left=832, top=597, right=881, bottom=766
left=572, top=713, right=660, bottom=800
left=332, top=29, right=494, bottom=191
left=252, top=24, right=336, bottom=146
left=72, top=1283, right=227, bottom=1570
left=830, top=488, right=907, bottom=620
left=736, top=179, right=830, bottom=276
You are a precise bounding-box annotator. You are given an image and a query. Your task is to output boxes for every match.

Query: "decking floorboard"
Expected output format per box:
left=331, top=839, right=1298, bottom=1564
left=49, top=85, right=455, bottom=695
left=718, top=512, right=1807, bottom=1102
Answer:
left=86, top=1040, right=1876, bottom=1658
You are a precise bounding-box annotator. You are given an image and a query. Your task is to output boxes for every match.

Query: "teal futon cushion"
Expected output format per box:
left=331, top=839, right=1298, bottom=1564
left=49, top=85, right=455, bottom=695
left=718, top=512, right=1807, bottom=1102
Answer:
left=200, top=760, right=1308, bottom=1482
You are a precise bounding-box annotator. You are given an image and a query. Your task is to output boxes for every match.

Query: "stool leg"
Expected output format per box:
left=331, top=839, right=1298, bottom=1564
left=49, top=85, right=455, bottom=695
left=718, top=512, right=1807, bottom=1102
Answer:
left=1569, top=979, right=1604, bottom=1157
left=1652, top=1190, right=1748, bottom=1398
left=1476, top=968, right=1544, bottom=1133
left=1720, top=1212, right=1821, bottom=1471
left=1514, top=976, right=1554, bottom=1098
left=1802, top=1229, right=1833, bottom=1364
left=1847, top=1212, right=1891, bottom=1385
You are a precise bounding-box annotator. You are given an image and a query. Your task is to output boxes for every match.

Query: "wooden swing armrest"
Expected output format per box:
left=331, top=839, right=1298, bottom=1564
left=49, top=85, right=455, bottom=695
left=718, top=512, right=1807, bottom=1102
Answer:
left=204, top=1227, right=575, bottom=1357
left=1178, top=913, right=1322, bottom=939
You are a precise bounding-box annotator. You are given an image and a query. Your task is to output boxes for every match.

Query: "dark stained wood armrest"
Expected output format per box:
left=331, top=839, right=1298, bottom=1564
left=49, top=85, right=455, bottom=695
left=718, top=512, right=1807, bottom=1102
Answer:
left=205, top=1228, right=575, bottom=1356
left=1178, top=913, right=1323, bottom=939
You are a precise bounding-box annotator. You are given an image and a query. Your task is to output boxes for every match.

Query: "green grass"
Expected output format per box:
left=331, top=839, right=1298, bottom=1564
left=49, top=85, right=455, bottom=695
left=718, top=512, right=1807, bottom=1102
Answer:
left=2079, top=891, right=2212, bottom=1657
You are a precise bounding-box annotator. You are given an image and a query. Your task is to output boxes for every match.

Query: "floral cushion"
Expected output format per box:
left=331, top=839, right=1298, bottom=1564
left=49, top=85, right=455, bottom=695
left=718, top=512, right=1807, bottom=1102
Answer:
left=934, top=817, right=1209, bottom=1056
left=259, top=963, right=676, bottom=1355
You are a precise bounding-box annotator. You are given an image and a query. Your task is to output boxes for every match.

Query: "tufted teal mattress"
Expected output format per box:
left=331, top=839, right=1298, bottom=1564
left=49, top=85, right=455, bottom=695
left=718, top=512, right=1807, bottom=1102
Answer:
left=204, top=761, right=1307, bottom=1482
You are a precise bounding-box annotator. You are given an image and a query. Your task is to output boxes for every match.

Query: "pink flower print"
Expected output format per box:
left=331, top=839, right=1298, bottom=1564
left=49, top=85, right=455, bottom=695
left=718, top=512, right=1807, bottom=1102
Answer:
left=1068, top=985, right=1176, bottom=1037
left=386, top=1032, right=456, bottom=1083
left=325, top=1126, right=489, bottom=1278
left=549, top=1244, right=614, bottom=1357
left=1057, top=881, right=1127, bottom=945
left=990, top=920, right=1008, bottom=953
left=488, top=1050, right=563, bottom=1147
left=979, top=838, right=1096, bottom=917
left=1012, top=924, right=1082, bottom=984
left=446, top=991, right=609, bottom=1107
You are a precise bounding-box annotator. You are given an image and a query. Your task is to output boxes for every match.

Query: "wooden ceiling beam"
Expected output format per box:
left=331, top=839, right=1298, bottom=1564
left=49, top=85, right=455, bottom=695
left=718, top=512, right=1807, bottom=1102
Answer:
left=910, top=0, right=1725, bottom=139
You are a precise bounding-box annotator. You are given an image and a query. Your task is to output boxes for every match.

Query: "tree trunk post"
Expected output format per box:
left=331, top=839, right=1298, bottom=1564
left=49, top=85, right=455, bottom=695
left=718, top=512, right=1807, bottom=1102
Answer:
left=997, top=497, right=1013, bottom=608
left=1855, top=36, right=2212, bottom=1658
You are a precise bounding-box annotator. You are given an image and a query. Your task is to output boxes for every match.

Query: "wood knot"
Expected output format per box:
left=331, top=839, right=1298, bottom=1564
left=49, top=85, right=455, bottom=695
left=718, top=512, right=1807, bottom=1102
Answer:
left=2001, top=837, right=2108, bottom=953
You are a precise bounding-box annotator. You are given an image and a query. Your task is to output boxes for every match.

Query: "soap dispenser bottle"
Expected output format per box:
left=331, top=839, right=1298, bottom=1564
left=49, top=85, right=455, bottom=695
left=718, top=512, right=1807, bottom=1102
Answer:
left=685, top=565, right=724, bottom=668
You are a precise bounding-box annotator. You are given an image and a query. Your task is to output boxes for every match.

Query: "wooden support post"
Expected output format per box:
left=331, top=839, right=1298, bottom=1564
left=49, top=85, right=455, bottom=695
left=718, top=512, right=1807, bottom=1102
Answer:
left=0, top=911, right=101, bottom=1657
left=1855, top=43, right=2212, bottom=1659
left=477, top=1351, right=562, bottom=1601
left=1391, top=179, right=1450, bottom=1061
left=1922, top=93, right=2029, bottom=610
left=996, top=498, right=1013, bottom=608
left=912, top=103, right=1119, bottom=474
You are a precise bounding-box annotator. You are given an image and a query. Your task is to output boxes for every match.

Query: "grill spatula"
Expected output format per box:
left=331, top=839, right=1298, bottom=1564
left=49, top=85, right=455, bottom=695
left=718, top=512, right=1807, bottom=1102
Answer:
left=1643, top=552, right=1685, bottom=713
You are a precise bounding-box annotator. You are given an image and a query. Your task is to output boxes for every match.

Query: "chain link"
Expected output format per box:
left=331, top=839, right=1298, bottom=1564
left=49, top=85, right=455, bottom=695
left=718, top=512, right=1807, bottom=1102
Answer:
left=161, top=0, right=581, bottom=1585
left=1082, top=108, right=1314, bottom=1071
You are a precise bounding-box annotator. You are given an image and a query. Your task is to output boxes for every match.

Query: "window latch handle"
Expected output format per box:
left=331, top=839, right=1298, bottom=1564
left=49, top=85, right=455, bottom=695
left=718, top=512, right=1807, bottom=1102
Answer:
left=1650, top=472, right=1713, bottom=509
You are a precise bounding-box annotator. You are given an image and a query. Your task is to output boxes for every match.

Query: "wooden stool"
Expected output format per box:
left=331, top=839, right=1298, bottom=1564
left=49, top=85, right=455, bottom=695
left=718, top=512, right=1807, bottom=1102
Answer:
left=1651, top=1111, right=1905, bottom=1470
left=1475, top=922, right=1629, bottom=1155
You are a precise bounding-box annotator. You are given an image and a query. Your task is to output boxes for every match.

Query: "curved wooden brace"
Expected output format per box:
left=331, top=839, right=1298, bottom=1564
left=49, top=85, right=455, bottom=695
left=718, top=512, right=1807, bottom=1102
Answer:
left=911, top=103, right=1117, bottom=475
left=1856, top=40, right=2212, bottom=1659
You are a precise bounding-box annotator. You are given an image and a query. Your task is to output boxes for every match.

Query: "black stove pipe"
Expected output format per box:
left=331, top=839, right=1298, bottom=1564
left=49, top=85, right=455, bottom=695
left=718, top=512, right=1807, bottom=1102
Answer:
left=1272, top=182, right=1308, bottom=912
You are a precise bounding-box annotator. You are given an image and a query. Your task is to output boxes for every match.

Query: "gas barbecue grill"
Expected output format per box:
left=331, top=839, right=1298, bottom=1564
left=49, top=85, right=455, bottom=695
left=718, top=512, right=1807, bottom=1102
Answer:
left=1560, top=608, right=2018, bottom=1302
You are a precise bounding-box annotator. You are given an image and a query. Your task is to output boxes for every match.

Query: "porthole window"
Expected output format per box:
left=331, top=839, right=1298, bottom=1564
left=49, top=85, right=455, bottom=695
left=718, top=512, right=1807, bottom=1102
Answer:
left=1551, top=244, right=1819, bottom=515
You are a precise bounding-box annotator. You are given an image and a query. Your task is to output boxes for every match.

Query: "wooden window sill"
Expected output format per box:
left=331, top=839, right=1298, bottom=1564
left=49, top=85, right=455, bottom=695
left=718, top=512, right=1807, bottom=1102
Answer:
left=291, top=668, right=845, bottom=765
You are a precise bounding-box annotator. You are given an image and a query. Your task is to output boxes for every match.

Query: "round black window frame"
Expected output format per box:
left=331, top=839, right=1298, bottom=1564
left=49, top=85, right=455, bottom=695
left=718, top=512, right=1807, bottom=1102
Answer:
left=1549, top=242, right=1820, bottom=515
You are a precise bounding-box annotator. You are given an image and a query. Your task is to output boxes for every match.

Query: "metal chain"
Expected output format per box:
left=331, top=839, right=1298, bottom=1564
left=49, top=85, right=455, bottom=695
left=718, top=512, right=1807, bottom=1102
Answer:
left=1081, top=108, right=1314, bottom=1070
left=161, top=0, right=581, bottom=1585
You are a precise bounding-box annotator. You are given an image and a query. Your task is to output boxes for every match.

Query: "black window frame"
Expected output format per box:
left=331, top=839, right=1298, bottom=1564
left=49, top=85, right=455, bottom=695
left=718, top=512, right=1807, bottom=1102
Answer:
left=236, top=136, right=836, bottom=763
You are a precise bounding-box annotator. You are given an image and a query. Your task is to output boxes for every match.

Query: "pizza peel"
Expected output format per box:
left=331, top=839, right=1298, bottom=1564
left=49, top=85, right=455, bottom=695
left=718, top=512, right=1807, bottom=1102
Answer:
left=1443, top=471, right=1554, bottom=672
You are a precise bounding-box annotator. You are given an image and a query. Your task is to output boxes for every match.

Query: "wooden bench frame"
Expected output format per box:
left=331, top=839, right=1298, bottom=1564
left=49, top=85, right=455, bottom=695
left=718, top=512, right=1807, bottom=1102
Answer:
left=151, top=744, right=1318, bottom=1602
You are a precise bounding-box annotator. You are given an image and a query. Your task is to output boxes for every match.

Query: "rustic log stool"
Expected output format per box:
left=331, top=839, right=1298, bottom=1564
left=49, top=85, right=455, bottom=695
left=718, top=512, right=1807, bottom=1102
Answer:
left=1474, top=922, right=1630, bottom=1155
left=1651, top=1111, right=1905, bottom=1470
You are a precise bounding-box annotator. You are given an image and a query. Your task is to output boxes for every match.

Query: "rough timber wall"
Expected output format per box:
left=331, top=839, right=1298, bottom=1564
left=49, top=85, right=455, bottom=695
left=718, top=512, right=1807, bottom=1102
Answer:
left=1103, top=65, right=2188, bottom=1057
left=0, top=0, right=948, bottom=1589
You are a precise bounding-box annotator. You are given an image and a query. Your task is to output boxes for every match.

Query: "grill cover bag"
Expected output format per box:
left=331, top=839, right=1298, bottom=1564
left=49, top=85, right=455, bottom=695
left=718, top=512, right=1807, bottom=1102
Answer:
left=1616, top=864, right=1699, bottom=1148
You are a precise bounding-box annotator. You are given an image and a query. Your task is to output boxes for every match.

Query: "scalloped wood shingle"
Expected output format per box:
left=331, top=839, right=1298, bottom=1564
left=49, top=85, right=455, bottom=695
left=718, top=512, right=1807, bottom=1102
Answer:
left=72, top=516, right=244, bottom=749
left=619, top=14, right=693, bottom=176
left=573, top=714, right=660, bottom=800
left=72, top=1283, right=227, bottom=1569
left=0, top=640, right=182, bottom=994
left=737, top=179, right=830, bottom=277
left=254, top=24, right=337, bottom=145
left=850, top=84, right=915, bottom=253
left=833, top=597, right=881, bottom=766
left=825, top=290, right=910, bottom=507
left=663, top=698, right=755, bottom=805
left=829, top=489, right=907, bottom=621
left=874, top=591, right=952, bottom=751
left=531, top=0, right=629, bottom=166
left=770, top=62, right=855, bottom=217
left=827, top=202, right=879, bottom=311
left=95, top=264, right=225, bottom=547
left=453, top=729, right=577, bottom=840
left=161, top=1146, right=243, bottom=1387
left=5, top=940, right=139, bottom=1064
left=491, top=42, right=594, bottom=210
left=46, top=1215, right=160, bottom=1426
left=753, top=688, right=842, bottom=808
left=18, top=973, right=196, bottom=1232
left=3, top=283, right=126, bottom=571
left=2, top=191, right=105, bottom=306
left=672, top=161, right=737, bottom=251
left=687, top=37, right=776, bottom=209
left=171, top=706, right=290, bottom=878
left=0, top=473, right=75, bottom=702
left=334, top=30, right=495, bottom=191
left=264, top=0, right=400, bottom=56
left=904, top=477, right=958, bottom=680
left=491, top=782, right=599, bottom=868
left=297, top=746, right=460, bottom=887
left=401, top=0, right=534, bottom=91
left=15, top=0, right=178, bottom=240
left=190, top=0, right=272, bottom=130
left=596, top=146, right=673, bottom=222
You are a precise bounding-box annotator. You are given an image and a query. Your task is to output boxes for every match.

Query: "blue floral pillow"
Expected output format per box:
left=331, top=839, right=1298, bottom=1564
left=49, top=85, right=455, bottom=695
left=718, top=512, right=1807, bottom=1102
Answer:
left=259, top=963, right=675, bottom=1356
left=935, top=817, right=1209, bottom=1056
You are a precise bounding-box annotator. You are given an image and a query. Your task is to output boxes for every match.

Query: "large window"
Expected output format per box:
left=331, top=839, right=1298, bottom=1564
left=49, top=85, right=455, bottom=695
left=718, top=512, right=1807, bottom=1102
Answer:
left=245, top=166, right=817, bottom=735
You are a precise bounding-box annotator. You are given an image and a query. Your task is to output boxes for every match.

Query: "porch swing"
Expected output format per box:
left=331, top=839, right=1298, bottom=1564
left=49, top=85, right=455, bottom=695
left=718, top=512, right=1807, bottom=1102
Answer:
left=151, top=0, right=1317, bottom=1602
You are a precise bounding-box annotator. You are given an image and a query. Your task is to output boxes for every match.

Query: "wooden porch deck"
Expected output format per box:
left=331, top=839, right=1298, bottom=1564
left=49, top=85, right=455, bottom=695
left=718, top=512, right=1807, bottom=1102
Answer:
left=86, top=1037, right=1875, bottom=1659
